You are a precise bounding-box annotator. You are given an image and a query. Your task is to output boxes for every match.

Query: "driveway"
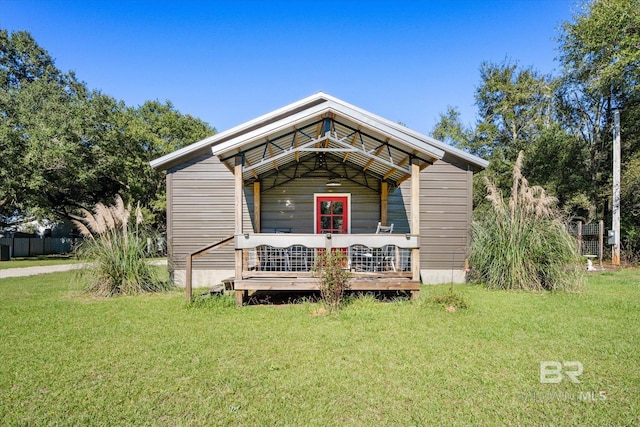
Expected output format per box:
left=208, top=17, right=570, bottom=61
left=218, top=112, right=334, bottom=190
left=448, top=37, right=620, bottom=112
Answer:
left=0, top=264, right=86, bottom=279
left=0, top=259, right=167, bottom=279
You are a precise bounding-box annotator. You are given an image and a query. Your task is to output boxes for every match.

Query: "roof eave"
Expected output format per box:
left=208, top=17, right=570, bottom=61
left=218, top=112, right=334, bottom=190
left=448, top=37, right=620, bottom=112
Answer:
left=150, top=91, right=332, bottom=170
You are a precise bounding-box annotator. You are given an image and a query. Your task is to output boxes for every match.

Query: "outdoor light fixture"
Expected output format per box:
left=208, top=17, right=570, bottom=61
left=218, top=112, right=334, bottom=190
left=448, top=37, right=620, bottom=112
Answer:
left=325, top=179, right=342, bottom=187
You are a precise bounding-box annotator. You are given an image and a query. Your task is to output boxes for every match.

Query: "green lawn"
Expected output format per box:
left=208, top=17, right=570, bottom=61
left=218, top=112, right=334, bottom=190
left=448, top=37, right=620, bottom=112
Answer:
left=1, top=269, right=638, bottom=426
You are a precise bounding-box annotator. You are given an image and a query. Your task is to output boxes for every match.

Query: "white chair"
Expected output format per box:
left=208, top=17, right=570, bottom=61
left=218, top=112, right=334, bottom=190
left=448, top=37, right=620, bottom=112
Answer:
left=376, top=222, right=395, bottom=271
left=376, top=222, right=394, bottom=234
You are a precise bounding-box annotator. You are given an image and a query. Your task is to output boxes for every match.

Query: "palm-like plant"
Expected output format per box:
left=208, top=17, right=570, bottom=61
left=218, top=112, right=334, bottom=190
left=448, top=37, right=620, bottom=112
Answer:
left=73, top=195, right=170, bottom=296
left=469, top=152, right=584, bottom=291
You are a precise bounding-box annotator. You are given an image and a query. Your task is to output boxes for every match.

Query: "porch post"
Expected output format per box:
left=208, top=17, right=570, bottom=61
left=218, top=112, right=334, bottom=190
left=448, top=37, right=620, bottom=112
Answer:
left=234, top=155, right=246, bottom=306
left=380, top=181, right=388, bottom=226
left=410, top=158, right=421, bottom=300
left=254, top=181, right=261, bottom=233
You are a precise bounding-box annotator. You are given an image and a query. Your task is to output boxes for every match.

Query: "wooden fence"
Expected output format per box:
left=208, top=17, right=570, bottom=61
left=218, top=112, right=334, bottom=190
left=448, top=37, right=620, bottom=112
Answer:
left=0, top=238, right=76, bottom=258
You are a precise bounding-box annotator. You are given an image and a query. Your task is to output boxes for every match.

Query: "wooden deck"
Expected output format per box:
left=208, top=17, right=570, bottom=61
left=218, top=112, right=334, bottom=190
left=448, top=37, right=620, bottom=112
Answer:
left=234, top=277, right=420, bottom=291
left=234, top=276, right=420, bottom=305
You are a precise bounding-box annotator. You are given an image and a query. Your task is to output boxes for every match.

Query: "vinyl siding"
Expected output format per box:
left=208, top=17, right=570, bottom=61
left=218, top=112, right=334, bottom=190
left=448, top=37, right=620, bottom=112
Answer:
left=167, top=153, right=253, bottom=271
left=391, top=160, right=472, bottom=270
left=167, top=154, right=472, bottom=273
left=261, top=179, right=380, bottom=234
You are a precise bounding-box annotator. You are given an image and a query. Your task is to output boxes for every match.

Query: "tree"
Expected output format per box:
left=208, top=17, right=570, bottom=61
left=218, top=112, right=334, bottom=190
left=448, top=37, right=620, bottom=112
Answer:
left=559, top=0, right=640, bottom=106
left=108, top=101, right=214, bottom=228
left=0, top=30, right=214, bottom=230
left=558, top=0, right=640, bottom=246
left=475, top=61, right=556, bottom=161
left=432, top=61, right=565, bottom=208
left=431, top=106, right=474, bottom=152
left=0, top=29, right=105, bottom=218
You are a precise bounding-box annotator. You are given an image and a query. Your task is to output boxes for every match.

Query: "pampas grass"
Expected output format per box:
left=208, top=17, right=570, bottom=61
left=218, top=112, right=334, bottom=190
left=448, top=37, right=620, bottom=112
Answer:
left=72, top=195, right=170, bottom=297
left=469, top=152, right=584, bottom=291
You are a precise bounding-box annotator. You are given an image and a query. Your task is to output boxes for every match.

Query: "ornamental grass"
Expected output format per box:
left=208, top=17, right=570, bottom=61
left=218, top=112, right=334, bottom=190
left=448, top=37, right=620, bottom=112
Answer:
left=469, top=152, right=584, bottom=291
left=72, top=194, right=170, bottom=296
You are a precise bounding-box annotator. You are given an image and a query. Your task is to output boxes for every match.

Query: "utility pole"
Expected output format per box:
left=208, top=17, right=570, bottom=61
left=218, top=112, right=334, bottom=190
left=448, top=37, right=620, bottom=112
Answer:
left=612, top=109, right=621, bottom=265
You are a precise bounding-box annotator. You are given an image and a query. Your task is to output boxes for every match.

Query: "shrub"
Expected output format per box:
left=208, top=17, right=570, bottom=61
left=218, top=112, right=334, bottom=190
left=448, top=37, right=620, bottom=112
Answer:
left=311, top=250, right=351, bottom=312
left=73, top=195, right=171, bottom=296
left=469, top=152, right=585, bottom=291
left=432, top=290, right=468, bottom=310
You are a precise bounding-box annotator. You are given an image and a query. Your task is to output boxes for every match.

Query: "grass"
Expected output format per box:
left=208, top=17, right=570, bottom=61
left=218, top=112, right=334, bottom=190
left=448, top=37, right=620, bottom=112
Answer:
left=1, top=268, right=638, bottom=425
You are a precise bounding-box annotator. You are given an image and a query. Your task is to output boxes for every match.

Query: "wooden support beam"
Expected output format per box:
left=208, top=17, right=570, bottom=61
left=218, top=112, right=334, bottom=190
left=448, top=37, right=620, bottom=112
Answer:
left=222, top=161, right=235, bottom=174
left=314, top=121, right=323, bottom=146
left=235, top=290, right=246, bottom=306
left=381, top=181, right=388, bottom=226
left=293, top=129, right=300, bottom=162
left=254, top=181, right=261, bottom=233
left=267, top=142, right=279, bottom=170
left=410, top=158, right=421, bottom=299
left=243, top=156, right=259, bottom=179
left=363, top=145, right=386, bottom=171
left=235, top=156, right=243, bottom=301
left=342, top=128, right=360, bottom=163
left=383, top=155, right=410, bottom=180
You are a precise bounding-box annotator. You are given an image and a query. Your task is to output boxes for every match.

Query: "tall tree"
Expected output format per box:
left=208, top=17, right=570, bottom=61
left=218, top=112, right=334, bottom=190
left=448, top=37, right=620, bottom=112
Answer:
left=432, top=62, right=564, bottom=208
left=558, top=0, right=640, bottom=243
left=0, top=30, right=214, bottom=229
left=559, top=0, right=640, bottom=106
left=108, top=101, right=214, bottom=228
left=474, top=61, right=556, bottom=162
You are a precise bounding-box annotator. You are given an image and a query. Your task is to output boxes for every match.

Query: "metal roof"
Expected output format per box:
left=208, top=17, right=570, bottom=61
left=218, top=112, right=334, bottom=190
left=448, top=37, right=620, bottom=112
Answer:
left=150, top=92, right=488, bottom=186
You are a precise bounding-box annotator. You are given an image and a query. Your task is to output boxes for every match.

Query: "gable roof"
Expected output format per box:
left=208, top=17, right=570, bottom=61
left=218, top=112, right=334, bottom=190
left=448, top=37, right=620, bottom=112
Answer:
left=150, top=92, right=488, bottom=184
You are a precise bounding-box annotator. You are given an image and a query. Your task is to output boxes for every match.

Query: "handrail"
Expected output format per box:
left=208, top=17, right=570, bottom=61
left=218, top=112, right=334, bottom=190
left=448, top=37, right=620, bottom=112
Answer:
left=185, top=235, right=234, bottom=302
left=235, top=233, right=419, bottom=250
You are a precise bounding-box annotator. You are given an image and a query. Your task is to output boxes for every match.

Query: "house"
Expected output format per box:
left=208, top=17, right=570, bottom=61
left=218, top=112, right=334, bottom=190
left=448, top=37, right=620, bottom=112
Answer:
left=150, top=92, right=488, bottom=304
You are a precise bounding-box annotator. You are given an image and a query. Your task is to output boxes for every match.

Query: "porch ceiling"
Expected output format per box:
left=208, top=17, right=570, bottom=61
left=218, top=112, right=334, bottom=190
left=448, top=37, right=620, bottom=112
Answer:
left=216, top=112, right=440, bottom=190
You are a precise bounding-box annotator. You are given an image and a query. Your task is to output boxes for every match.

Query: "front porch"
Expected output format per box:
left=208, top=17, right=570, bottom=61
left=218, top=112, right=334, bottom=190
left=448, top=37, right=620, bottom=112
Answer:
left=232, top=233, right=420, bottom=304
left=185, top=103, right=449, bottom=304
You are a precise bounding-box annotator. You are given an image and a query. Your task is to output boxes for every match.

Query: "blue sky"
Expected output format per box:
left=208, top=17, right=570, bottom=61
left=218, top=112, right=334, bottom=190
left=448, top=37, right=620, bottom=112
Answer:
left=1, top=0, right=578, bottom=136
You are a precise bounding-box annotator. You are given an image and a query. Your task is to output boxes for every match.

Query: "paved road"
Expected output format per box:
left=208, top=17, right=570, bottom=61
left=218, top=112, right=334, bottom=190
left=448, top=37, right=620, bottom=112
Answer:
left=0, top=263, right=85, bottom=279
left=0, top=259, right=167, bottom=279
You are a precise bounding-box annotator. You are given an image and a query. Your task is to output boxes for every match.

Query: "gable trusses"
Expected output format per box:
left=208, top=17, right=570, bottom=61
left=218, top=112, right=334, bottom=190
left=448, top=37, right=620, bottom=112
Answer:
left=150, top=92, right=489, bottom=173
left=219, top=116, right=436, bottom=189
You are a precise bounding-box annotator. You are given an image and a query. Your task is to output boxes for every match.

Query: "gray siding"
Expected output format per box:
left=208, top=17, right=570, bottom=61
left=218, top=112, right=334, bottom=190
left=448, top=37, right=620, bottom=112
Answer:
left=167, top=154, right=472, bottom=273
left=262, top=179, right=380, bottom=234
left=391, top=159, right=472, bottom=270
left=167, top=153, right=253, bottom=271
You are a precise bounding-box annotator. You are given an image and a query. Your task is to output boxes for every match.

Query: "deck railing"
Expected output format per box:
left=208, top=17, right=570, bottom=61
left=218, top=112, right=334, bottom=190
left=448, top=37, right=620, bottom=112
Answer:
left=235, top=233, right=419, bottom=279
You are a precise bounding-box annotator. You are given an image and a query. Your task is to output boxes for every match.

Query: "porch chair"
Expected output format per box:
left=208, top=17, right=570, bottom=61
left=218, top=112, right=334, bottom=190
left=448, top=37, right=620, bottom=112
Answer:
left=376, top=222, right=396, bottom=271
left=380, top=245, right=397, bottom=272
left=258, top=245, right=290, bottom=271
left=376, top=222, right=394, bottom=234
left=349, top=244, right=374, bottom=272
left=288, top=245, right=311, bottom=271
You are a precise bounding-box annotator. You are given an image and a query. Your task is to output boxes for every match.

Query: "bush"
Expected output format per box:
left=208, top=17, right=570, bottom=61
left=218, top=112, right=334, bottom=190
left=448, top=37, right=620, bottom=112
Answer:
left=432, top=290, right=468, bottom=310
left=73, top=195, right=171, bottom=296
left=469, top=152, right=584, bottom=291
left=312, top=250, right=351, bottom=312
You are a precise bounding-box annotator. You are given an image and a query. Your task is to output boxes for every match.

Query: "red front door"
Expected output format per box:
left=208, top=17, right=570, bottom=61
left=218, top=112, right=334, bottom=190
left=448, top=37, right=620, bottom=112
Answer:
left=316, top=196, right=349, bottom=234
